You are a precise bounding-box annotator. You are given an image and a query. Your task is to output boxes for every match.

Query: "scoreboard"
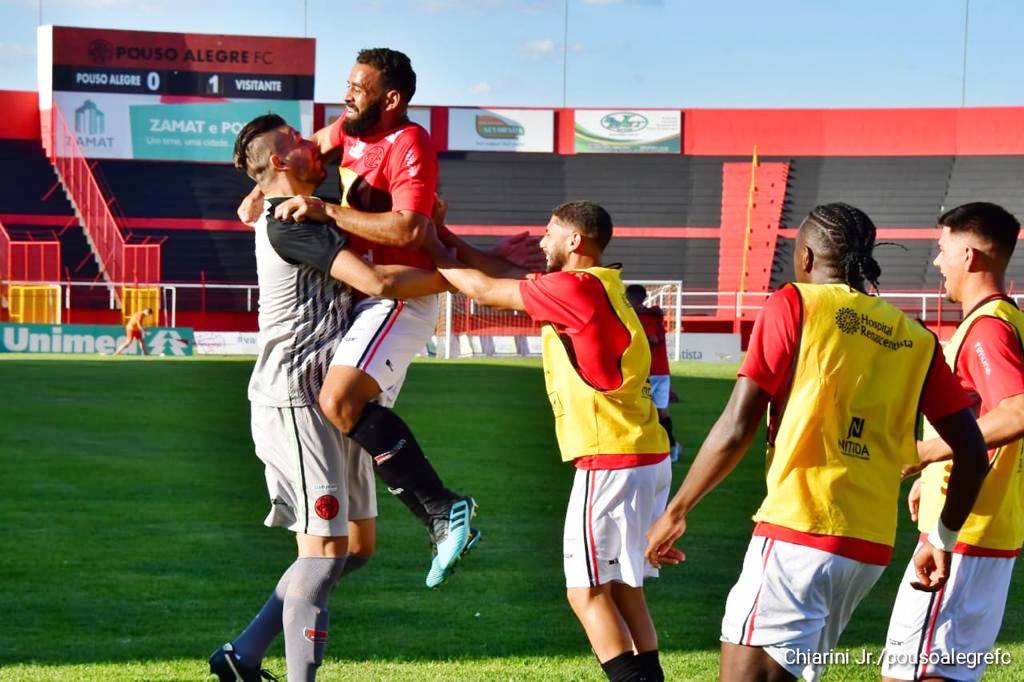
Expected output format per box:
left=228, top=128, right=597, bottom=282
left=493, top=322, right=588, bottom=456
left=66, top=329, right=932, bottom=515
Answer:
left=38, top=26, right=315, bottom=162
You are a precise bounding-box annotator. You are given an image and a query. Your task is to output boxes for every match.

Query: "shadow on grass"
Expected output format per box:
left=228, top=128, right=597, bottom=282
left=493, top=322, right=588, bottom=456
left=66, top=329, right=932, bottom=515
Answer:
left=1, top=358, right=1022, bottom=671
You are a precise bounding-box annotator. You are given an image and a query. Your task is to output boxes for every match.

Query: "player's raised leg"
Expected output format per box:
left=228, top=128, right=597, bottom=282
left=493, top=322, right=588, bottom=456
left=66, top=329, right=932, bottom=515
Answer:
left=319, top=295, right=477, bottom=588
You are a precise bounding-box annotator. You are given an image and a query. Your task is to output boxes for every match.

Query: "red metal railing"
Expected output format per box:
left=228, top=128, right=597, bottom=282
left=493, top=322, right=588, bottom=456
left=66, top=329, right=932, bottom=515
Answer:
left=45, top=106, right=161, bottom=287
left=0, top=218, right=61, bottom=290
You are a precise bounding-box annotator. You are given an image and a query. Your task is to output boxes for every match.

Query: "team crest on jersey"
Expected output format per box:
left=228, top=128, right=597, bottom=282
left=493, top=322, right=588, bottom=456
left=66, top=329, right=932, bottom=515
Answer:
left=314, top=495, right=340, bottom=520
left=362, top=145, right=385, bottom=170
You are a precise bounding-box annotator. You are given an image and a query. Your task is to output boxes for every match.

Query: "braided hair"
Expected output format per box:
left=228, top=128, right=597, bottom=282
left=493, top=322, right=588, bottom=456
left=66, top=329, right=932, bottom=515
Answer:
left=803, top=203, right=883, bottom=293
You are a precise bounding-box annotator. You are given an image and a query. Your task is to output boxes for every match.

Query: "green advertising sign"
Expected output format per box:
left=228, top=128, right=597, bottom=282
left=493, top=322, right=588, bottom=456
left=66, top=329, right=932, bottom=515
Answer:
left=0, top=324, right=195, bottom=356
left=129, top=100, right=301, bottom=162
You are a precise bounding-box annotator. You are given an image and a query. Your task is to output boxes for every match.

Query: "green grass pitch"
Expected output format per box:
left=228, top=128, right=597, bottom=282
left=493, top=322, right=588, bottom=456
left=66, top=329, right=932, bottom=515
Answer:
left=1, top=356, right=1021, bottom=681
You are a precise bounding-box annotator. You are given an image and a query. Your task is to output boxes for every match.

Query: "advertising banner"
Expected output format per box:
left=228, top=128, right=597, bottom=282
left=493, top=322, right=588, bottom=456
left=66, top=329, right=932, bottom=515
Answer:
left=51, top=91, right=307, bottom=161
left=39, top=25, right=315, bottom=161
left=447, top=108, right=554, bottom=152
left=0, top=323, right=195, bottom=356
left=574, top=109, right=681, bottom=153
left=678, top=333, right=741, bottom=363
left=194, top=331, right=258, bottom=355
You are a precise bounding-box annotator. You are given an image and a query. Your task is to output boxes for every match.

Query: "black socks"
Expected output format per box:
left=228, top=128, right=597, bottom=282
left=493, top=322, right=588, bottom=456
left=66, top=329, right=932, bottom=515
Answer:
left=347, top=402, right=458, bottom=518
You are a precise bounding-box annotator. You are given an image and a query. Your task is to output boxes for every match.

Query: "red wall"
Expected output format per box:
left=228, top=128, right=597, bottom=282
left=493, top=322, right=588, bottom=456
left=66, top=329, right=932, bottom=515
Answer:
left=0, top=91, right=40, bottom=140
left=683, top=107, right=1024, bottom=157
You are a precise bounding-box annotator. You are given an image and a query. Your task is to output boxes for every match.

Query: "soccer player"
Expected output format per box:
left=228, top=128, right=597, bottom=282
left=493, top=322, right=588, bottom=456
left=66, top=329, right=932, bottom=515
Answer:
left=238, top=48, right=533, bottom=586
left=209, top=114, right=450, bottom=682
left=882, top=202, right=1024, bottom=682
left=113, top=307, right=151, bottom=355
left=625, top=284, right=680, bottom=462
left=430, top=201, right=670, bottom=682
left=644, top=203, right=990, bottom=682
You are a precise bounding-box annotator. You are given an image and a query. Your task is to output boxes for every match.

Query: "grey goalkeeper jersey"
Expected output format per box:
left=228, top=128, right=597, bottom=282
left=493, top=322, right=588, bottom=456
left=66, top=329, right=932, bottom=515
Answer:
left=248, top=199, right=352, bottom=408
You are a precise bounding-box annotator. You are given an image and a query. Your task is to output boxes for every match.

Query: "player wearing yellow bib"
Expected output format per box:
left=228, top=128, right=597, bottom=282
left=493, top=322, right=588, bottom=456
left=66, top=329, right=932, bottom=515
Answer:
left=645, top=203, right=989, bottom=682
left=429, top=201, right=670, bottom=682
left=883, top=203, right=1024, bottom=682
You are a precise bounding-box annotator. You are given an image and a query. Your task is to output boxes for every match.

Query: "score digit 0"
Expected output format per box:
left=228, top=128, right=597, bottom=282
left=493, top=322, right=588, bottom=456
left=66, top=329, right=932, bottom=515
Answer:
left=146, top=71, right=160, bottom=91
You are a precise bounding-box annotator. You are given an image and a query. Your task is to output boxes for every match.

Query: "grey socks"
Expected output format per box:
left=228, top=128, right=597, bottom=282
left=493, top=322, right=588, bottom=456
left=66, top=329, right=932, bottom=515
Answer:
left=231, top=562, right=296, bottom=667
left=282, top=557, right=346, bottom=682
left=230, top=556, right=346, bottom=681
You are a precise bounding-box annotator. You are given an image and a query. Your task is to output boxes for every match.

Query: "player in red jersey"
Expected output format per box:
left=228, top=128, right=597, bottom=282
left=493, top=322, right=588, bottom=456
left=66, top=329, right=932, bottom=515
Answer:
left=645, top=204, right=988, bottom=682
left=626, top=285, right=680, bottom=462
left=238, top=48, right=537, bottom=587
left=883, top=203, right=1024, bottom=682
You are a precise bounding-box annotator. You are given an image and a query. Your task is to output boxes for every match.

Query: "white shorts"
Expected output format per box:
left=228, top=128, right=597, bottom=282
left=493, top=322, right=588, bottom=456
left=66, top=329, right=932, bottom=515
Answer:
left=720, top=536, right=885, bottom=681
left=250, top=403, right=376, bottom=537
left=650, top=375, right=670, bottom=409
left=330, top=295, right=438, bottom=396
left=882, top=545, right=1016, bottom=681
left=563, top=458, right=672, bottom=589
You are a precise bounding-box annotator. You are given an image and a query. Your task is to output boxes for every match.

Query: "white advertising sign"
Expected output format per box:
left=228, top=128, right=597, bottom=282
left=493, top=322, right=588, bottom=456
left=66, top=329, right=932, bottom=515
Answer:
left=574, top=109, right=681, bottom=153
left=679, top=333, right=742, bottom=363
left=447, top=108, right=554, bottom=152
left=194, top=331, right=259, bottom=355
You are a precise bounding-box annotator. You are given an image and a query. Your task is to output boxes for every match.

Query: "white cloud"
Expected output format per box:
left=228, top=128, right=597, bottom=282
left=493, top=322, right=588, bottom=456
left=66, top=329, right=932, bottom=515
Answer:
left=521, top=38, right=556, bottom=60
left=470, top=82, right=492, bottom=95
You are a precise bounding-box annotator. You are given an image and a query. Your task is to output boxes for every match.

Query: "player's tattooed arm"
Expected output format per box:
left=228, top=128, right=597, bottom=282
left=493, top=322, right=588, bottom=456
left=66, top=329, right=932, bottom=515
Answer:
left=645, top=377, right=771, bottom=568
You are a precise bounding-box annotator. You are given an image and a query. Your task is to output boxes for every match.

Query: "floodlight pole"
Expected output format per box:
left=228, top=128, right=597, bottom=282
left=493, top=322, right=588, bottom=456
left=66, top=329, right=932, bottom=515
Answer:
left=562, top=0, right=569, bottom=107
left=961, top=0, right=970, bottom=106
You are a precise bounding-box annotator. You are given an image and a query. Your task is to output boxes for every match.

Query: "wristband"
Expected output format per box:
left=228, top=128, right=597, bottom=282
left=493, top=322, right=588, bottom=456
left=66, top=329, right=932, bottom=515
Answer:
left=927, top=518, right=958, bottom=552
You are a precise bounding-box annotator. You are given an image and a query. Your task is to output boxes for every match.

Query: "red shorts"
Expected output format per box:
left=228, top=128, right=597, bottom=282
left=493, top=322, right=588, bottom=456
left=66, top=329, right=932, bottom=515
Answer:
left=127, top=327, right=143, bottom=341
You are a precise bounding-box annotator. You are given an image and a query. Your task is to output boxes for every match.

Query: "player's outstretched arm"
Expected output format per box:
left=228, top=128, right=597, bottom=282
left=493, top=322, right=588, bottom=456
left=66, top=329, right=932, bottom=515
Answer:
left=907, top=393, right=1024, bottom=477
left=425, top=228, right=526, bottom=310
left=437, top=264, right=525, bottom=311
left=436, top=224, right=539, bottom=279
left=645, top=377, right=771, bottom=568
left=328, top=250, right=450, bottom=299
left=911, top=407, right=988, bottom=591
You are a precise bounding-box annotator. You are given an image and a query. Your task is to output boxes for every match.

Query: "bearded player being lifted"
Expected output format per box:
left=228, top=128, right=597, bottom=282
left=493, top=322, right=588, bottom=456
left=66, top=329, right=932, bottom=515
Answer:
left=238, top=48, right=541, bottom=588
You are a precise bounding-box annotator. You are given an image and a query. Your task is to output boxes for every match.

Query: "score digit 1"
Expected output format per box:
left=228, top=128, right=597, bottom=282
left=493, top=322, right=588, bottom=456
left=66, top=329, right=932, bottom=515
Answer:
left=207, top=74, right=219, bottom=95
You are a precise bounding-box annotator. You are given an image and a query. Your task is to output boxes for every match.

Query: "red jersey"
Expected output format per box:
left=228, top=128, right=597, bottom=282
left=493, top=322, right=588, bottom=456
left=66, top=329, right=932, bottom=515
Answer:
left=519, top=271, right=630, bottom=392
left=636, top=307, right=670, bottom=375
left=327, top=119, right=437, bottom=269
left=953, top=300, right=1024, bottom=424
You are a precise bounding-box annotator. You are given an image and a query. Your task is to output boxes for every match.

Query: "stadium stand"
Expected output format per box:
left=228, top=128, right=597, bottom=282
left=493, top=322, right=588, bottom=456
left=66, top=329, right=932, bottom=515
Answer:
left=6, top=91, right=1024, bottom=334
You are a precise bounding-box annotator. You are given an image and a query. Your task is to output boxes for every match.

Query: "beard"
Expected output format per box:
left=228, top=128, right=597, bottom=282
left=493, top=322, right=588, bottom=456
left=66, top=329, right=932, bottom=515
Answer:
left=545, top=250, right=565, bottom=272
left=341, top=97, right=384, bottom=137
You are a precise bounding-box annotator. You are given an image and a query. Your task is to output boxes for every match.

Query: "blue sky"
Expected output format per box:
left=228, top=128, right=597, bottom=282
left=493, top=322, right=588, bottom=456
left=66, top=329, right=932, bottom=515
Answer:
left=1, top=0, right=1022, bottom=108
